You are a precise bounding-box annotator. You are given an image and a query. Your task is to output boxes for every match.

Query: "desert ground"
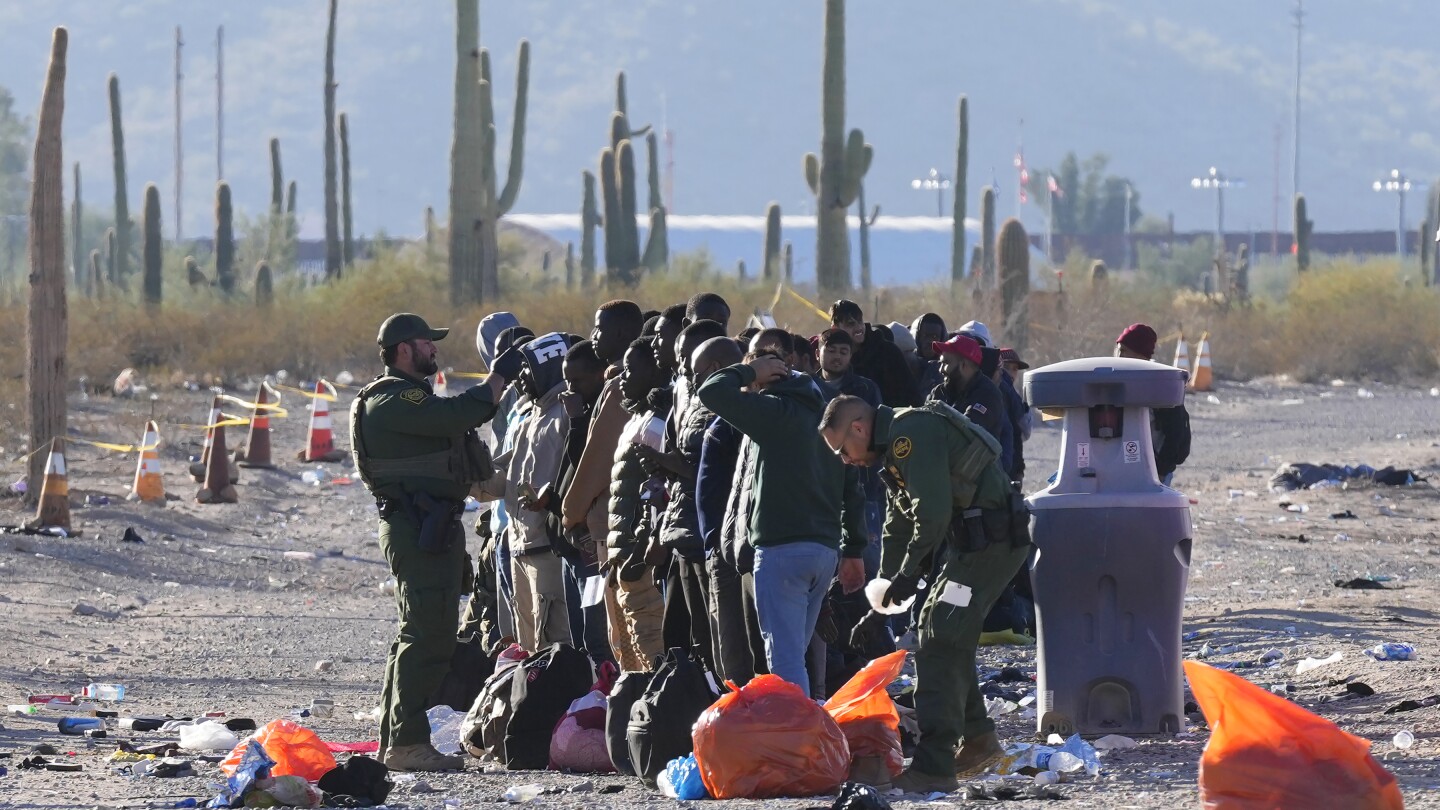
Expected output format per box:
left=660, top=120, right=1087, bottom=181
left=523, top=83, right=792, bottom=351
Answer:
left=1, top=372, right=1439, bottom=809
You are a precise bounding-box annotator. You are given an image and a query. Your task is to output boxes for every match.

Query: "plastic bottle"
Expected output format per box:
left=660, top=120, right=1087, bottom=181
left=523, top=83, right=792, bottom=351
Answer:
left=82, top=683, right=126, bottom=701
left=58, top=716, right=104, bottom=734
left=1365, top=643, right=1417, bottom=661
left=8, top=704, right=39, bottom=716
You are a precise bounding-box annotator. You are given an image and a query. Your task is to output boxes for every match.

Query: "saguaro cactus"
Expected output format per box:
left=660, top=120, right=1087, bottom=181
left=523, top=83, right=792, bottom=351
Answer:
left=950, top=95, right=968, bottom=291
left=997, top=217, right=1030, bottom=351
left=107, top=73, right=131, bottom=283
left=339, top=112, right=353, bottom=266
left=564, top=242, right=575, bottom=289
left=580, top=170, right=600, bottom=288
left=1234, top=243, right=1250, bottom=302
left=322, top=0, right=341, bottom=280
left=980, top=186, right=997, bottom=285
left=255, top=260, right=273, bottom=309
left=599, top=72, right=661, bottom=285
left=214, top=181, right=234, bottom=292
left=104, top=227, right=116, bottom=286
left=857, top=183, right=878, bottom=293
left=1294, top=193, right=1313, bottom=272
left=763, top=203, right=782, bottom=280
left=89, top=249, right=103, bottom=300
left=475, top=41, right=530, bottom=299
left=641, top=208, right=668, bottom=272
left=27, top=27, right=68, bottom=498
left=804, top=0, right=871, bottom=297
left=267, top=137, right=283, bottom=258
left=142, top=184, right=162, bottom=309
left=70, top=162, right=83, bottom=295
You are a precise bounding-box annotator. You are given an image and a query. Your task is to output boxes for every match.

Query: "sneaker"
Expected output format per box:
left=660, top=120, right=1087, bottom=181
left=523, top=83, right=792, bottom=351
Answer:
left=954, top=731, right=1005, bottom=779
left=383, top=743, right=465, bottom=772
left=893, top=766, right=959, bottom=794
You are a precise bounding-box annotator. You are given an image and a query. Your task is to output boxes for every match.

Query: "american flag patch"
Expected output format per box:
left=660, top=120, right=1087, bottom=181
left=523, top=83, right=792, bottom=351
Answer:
left=970, top=403, right=987, bottom=415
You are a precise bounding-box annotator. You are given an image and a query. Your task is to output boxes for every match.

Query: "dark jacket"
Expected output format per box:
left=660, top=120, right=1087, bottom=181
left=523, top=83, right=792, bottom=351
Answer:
left=916, top=358, right=944, bottom=405
left=698, top=366, right=866, bottom=557
left=997, top=372, right=1027, bottom=484
left=606, top=405, right=668, bottom=565
left=658, top=397, right=716, bottom=561
left=812, top=370, right=882, bottom=408
left=697, top=416, right=742, bottom=558
left=1153, top=403, right=1192, bottom=479
left=851, top=325, right=920, bottom=408
left=928, top=372, right=1012, bottom=476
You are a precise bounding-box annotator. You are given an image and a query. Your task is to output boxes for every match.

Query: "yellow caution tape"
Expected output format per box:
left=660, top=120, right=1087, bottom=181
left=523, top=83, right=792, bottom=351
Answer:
left=272, top=379, right=340, bottom=402
left=449, top=372, right=489, bottom=379
left=782, top=286, right=831, bottom=323
left=216, top=392, right=285, bottom=412
left=68, top=437, right=161, bottom=453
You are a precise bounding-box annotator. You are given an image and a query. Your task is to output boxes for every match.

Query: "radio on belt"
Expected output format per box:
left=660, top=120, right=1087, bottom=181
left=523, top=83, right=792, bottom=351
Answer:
left=1023, top=357, right=1192, bottom=737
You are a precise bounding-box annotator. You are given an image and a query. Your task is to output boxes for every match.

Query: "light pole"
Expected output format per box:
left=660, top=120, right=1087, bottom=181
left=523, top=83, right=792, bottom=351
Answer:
left=911, top=168, right=950, bottom=218
left=1191, top=167, right=1242, bottom=254
left=1372, top=170, right=1414, bottom=258
left=1123, top=183, right=1133, bottom=270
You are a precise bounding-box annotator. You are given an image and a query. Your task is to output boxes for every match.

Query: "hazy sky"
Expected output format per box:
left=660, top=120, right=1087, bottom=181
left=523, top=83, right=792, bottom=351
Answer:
left=3, top=0, right=1436, bottom=241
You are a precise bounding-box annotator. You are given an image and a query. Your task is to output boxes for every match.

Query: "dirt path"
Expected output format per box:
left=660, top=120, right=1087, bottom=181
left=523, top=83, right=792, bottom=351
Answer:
left=0, top=376, right=1438, bottom=808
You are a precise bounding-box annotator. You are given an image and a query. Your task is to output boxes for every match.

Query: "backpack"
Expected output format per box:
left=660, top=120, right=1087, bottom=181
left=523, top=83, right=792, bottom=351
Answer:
left=627, top=648, right=721, bottom=787
left=427, top=633, right=496, bottom=713
left=461, top=644, right=529, bottom=759
left=503, top=643, right=594, bottom=770
left=605, top=671, right=654, bottom=776
left=549, top=662, right=619, bottom=774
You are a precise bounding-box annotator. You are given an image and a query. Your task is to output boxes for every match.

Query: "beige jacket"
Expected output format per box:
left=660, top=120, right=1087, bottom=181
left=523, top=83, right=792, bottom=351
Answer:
left=561, top=372, right=629, bottom=542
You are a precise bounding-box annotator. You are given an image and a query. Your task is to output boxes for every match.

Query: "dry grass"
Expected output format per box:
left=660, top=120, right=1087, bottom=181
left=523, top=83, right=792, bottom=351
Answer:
left=0, top=250, right=1434, bottom=390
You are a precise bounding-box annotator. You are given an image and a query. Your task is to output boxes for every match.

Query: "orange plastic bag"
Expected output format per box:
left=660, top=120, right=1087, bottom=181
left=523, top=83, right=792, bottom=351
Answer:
left=1184, top=661, right=1403, bottom=810
left=825, top=650, right=907, bottom=777
left=220, top=718, right=338, bottom=782
left=692, top=674, right=851, bottom=799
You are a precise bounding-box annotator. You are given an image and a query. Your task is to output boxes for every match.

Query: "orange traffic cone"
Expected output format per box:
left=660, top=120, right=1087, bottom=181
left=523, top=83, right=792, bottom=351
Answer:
left=433, top=371, right=449, bottom=397
left=127, top=421, right=166, bottom=503
left=190, top=397, right=223, bottom=482
left=238, top=382, right=276, bottom=469
left=1191, top=332, right=1213, bottom=391
left=196, top=423, right=239, bottom=504
left=27, top=438, right=72, bottom=533
left=298, top=380, right=345, bottom=462
left=1173, top=333, right=1190, bottom=375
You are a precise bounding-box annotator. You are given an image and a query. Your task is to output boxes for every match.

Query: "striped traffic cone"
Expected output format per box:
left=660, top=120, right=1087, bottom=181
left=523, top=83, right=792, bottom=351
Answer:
left=1173, top=333, right=1190, bottom=375
left=189, top=397, right=223, bottom=482
left=195, top=423, right=239, bottom=504
left=27, top=438, right=72, bottom=533
left=1191, top=332, right=1213, bottom=391
left=297, top=380, right=345, bottom=463
left=433, top=371, right=449, bottom=397
left=126, top=421, right=166, bottom=503
left=238, top=382, right=276, bottom=469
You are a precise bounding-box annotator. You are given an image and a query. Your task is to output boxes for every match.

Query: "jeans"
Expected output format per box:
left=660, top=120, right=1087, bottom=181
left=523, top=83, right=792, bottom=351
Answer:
left=753, top=541, right=838, bottom=693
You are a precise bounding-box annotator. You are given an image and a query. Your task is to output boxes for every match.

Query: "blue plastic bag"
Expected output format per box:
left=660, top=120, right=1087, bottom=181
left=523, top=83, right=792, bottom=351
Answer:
left=658, top=754, right=709, bottom=800
left=207, top=741, right=275, bottom=808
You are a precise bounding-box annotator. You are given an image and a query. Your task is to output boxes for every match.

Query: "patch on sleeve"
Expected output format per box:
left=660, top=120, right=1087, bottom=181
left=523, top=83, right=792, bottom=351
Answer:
left=968, top=403, right=988, bottom=416
left=400, top=388, right=428, bottom=404
left=891, top=436, right=913, bottom=460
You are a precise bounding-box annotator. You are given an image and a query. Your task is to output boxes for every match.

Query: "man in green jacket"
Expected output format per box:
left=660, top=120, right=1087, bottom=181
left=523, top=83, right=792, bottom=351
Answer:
left=352, top=313, right=517, bottom=772
left=697, top=338, right=867, bottom=693
left=820, top=394, right=1032, bottom=793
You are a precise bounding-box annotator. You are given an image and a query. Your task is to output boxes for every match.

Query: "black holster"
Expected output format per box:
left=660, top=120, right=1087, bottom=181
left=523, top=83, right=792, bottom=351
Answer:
left=410, top=491, right=464, bottom=555
left=952, top=508, right=992, bottom=553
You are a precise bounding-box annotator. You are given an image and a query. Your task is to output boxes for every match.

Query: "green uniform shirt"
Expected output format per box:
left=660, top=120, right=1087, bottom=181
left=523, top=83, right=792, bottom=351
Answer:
left=873, top=404, right=1012, bottom=579
left=355, top=367, right=499, bottom=502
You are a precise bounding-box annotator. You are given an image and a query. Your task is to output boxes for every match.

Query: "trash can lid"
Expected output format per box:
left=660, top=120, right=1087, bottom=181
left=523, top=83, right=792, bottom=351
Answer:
left=1024, top=357, right=1187, bottom=408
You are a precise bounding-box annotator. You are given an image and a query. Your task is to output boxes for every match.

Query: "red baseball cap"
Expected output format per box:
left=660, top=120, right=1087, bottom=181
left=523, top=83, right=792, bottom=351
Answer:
left=1116, top=323, right=1158, bottom=359
left=933, top=334, right=983, bottom=365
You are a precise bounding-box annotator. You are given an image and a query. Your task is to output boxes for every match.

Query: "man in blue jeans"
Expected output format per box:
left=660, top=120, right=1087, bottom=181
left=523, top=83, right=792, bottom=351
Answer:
left=697, top=335, right=867, bottom=692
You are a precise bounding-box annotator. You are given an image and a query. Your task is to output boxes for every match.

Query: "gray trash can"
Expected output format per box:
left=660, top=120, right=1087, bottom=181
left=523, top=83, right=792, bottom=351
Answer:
left=1023, top=357, right=1192, bottom=737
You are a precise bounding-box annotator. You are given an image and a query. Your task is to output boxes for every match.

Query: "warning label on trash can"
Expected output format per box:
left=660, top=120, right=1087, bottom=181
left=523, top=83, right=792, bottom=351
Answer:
left=1123, top=440, right=1141, bottom=464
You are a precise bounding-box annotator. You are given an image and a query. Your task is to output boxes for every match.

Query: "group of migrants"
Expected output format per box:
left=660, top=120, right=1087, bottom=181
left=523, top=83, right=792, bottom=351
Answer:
left=350, top=296, right=1190, bottom=791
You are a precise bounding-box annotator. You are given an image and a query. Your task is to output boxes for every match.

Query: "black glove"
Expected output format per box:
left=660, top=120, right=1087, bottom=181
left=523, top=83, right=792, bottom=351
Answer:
left=883, top=571, right=922, bottom=609
left=849, top=610, right=889, bottom=649
left=490, top=346, right=525, bottom=383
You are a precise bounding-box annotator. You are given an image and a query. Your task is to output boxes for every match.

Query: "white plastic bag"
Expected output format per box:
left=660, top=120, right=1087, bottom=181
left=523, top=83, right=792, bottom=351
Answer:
left=179, top=720, right=241, bottom=751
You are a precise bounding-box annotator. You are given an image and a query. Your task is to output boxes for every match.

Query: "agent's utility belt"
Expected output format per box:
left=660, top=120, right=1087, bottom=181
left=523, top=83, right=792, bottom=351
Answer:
left=949, top=491, right=1032, bottom=553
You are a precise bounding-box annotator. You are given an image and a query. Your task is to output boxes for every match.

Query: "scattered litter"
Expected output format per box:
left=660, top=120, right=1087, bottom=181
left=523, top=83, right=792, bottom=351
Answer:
left=1345, top=682, right=1375, bottom=698
left=658, top=754, right=708, bottom=800
left=1330, top=510, right=1358, bottom=520
left=831, top=781, right=894, bottom=809
left=1335, top=577, right=1387, bottom=590
left=427, top=705, right=464, bottom=755
left=1296, top=651, right=1343, bottom=675
left=1384, top=695, right=1439, bottom=714
left=284, top=550, right=318, bottom=561
left=72, top=602, right=99, bottom=617
left=1092, top=734, right=1137, bottom=751
left=1365, top=643, right=1417, bottom=661
left=1393, top=731, right=1415, bottom=750
left=965, top=782, right=1065, bottom=802
left=314, top=659, right=334, bottom=673
left=1271, top=462, right=1425, bottom=492
left=120, top=527, right=145, bottom=543
left=1206, top=394, right=1221, bottom=405
left=1259, top=649, right=1284, bottom=663
left=179, top=720, right=240, bottom=751
left=1280, top=398, right=1305, bottom=406
left=503, top=784, right=547, bottom=803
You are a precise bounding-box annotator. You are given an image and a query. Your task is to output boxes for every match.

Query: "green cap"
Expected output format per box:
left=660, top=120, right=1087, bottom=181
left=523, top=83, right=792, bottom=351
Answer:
left=377, top=313, right=449, bottom=347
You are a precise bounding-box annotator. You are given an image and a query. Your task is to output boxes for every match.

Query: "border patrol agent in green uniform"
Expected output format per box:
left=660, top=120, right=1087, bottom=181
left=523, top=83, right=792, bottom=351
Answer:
left=352, top=313, right=519, bottom=772
left=820, top=394, right=1032, bottom=793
